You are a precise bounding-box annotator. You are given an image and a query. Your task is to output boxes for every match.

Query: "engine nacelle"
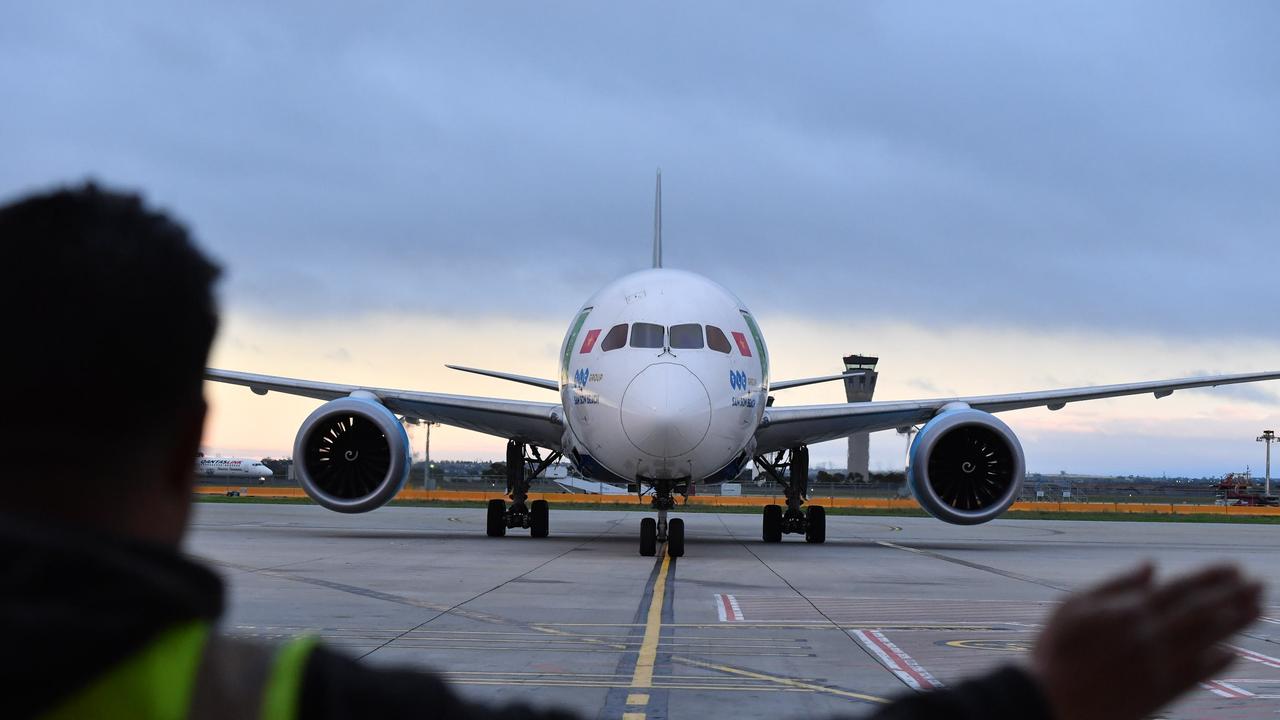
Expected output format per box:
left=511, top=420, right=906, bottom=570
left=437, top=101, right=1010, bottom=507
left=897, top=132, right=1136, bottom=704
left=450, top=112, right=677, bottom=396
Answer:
left=907, top=407, right=1025, bottom=525
left=292, top=392, right=411, bottom=513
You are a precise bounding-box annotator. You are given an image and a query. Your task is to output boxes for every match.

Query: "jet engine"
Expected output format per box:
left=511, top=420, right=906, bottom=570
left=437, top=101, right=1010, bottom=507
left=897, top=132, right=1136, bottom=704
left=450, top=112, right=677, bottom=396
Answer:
left=907, top=406, right=1025, bottom=525
left=292, top=392, right=411, bottom=513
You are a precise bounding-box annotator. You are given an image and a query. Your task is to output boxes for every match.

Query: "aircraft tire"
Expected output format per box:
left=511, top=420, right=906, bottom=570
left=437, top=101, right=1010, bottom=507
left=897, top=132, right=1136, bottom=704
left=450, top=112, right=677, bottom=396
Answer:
left=762, top=504, right=782, bottom=543
left=486, top=499, right=507, bottom=537
left=640, top=517, right=657, bottom=556
left=805, top=505, right=826, bottom=544
left=530, top=499, right=549, bottom=538
left=667, top=518, right=685, bottom=558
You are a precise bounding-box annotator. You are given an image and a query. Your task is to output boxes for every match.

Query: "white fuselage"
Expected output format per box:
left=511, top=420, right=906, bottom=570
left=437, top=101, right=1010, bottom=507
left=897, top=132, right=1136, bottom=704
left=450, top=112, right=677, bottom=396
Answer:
left=196, top=456, right=275, bottom=478
left=558, top=269, right=769, bottom=485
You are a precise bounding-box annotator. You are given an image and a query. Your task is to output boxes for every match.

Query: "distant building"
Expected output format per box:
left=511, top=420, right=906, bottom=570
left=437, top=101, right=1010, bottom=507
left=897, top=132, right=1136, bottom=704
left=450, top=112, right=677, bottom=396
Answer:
left=843, top=355, right=879, bottom=482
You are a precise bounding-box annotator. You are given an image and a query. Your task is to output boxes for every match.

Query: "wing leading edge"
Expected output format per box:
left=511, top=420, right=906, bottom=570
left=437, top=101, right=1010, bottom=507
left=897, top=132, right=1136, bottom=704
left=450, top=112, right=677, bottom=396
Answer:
left=754, top=371, right=1280, bottom=455
left=204, top=369, right=565, bottom=449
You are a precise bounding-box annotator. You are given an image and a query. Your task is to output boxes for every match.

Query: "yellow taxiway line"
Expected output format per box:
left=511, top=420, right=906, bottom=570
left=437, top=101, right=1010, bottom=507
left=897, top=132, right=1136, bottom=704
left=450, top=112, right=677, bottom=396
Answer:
left=630, top=547, right=671, bottom=690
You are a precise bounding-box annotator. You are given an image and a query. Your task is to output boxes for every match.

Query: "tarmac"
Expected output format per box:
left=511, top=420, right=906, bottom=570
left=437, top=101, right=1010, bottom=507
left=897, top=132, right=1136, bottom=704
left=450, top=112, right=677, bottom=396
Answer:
left=188, top=503, right=1280, bottom=719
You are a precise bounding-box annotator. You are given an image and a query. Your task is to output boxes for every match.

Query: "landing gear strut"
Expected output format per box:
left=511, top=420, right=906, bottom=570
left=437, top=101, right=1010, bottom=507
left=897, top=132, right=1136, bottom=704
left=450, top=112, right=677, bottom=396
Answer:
left=638, top=479, right=685, bottom=558
left=486, top=441, right=560, bottom=538
left=754, top=446, right=825, bottom=544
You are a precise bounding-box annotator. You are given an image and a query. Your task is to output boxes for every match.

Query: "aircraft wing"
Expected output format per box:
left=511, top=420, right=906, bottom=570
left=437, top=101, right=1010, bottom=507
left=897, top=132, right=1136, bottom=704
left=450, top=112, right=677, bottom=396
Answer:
left=445, top=364, right=559, bottom=391
left=769, top=372, right=854, bottom=391
left=753, top=371, right=1280, bottom=455
left=204, top=369, right=565, bottom=449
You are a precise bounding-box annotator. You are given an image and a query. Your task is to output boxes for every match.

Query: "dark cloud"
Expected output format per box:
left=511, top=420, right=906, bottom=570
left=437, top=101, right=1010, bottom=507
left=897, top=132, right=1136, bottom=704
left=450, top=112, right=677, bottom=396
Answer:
left=2, top=2, right=1277, bottom=337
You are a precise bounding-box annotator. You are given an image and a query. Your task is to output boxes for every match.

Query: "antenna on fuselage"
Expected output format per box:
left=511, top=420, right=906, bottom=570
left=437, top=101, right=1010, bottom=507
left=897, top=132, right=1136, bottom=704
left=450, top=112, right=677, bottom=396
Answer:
left=652, top=168, right=662, bottom=269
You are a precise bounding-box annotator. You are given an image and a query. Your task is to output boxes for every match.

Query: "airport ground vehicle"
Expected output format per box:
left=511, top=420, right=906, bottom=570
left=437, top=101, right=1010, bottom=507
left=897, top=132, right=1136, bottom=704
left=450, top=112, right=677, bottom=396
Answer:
left=1215, top=472, right=1280, bottom=506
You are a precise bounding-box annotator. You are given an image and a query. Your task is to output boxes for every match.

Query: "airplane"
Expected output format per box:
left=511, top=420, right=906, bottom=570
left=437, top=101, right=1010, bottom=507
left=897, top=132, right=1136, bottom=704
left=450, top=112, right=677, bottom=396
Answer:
left=195, top=453, right=275, bottom=480
left=205, top=173, right=1280, bottom=558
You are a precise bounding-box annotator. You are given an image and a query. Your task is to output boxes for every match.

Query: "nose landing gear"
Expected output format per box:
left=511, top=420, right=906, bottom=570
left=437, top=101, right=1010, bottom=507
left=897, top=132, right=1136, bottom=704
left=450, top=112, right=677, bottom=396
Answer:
left=755, top=446, right=825, bottom=544
left=638, top=479, right=685, bottom=558
left=486, top=441, right=560, bottom=538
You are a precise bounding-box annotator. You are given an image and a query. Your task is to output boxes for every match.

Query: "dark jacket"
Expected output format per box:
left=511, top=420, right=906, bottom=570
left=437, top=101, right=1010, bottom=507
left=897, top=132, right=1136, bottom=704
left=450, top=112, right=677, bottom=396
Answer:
left=0, top=515, right=1049, bottom=719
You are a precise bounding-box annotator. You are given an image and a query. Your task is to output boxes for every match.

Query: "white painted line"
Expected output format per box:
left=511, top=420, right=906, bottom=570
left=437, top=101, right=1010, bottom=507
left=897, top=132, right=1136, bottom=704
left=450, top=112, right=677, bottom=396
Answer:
left=1201, top=680, right=1255, bottom=699
left=1258, top=616, right=1280, bottom=626
left=1201, top=681, right=1234, bottom=698
left=1229, top=645, right=1280, bottom=669
left=1217, top=681, right=1256, bottom=698
left=714, top=594, right=744, bottom=622
left=851, top=629, right=943, bottom=692
left=728, top=594, right=743, bottom=622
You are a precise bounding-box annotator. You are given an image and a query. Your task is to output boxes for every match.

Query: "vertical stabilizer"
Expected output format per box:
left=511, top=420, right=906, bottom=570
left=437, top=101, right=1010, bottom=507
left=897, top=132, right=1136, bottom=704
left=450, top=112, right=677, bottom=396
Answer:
left=652, top=169, right=663, bottom=268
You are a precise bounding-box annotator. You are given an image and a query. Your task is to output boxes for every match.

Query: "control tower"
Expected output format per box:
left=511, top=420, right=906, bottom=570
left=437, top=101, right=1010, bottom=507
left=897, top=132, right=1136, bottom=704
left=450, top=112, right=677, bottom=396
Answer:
left=843, top=355, right=879, bottom=482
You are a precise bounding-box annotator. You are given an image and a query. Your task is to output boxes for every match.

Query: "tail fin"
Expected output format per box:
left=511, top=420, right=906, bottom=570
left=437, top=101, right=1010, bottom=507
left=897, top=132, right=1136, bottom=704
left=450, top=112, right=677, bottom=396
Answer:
left=652, top=169, right=662, bottom=268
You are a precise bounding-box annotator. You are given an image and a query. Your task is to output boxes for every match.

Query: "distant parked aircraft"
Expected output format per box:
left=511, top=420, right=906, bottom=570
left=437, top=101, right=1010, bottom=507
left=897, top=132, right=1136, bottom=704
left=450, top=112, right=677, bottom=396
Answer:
left=195, top=454, right=274, bottom=481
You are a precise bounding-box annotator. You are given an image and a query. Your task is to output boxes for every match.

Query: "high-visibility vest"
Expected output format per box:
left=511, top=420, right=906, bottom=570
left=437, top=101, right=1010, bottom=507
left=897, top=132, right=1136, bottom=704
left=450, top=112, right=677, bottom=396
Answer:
left=40, top=622, right=318, bottom=720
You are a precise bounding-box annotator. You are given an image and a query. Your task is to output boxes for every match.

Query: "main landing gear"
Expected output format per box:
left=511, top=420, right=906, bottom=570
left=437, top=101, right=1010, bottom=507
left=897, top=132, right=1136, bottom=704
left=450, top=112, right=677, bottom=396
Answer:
left=638, top=479, right=685, bottom=558
left=487, top=441, right=560, bottom=539
left=755, top=446, right=825, bottom=544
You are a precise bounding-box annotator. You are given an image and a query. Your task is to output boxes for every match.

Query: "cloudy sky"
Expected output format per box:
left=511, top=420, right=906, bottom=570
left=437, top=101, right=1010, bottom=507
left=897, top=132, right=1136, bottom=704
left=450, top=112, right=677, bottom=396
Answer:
left=3, top=2, right=1277, bottom=476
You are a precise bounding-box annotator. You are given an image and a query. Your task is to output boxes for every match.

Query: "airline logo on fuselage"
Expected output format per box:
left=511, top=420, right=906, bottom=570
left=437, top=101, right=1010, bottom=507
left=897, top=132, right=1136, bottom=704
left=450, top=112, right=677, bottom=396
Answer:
left=730, top=370, right=757, bottom=407
left=572, top=367, right=600, bottom=405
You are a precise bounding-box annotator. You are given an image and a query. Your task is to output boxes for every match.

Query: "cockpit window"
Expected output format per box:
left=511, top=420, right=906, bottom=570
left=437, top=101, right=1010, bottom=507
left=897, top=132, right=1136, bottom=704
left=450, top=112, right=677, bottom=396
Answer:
left=706, top=325, right=732, bottom=354
left=601, top=324, right=628, bottom=351
left=629, top=322, right=665, bottom=348
left=669, top=323, right=704, bottom=349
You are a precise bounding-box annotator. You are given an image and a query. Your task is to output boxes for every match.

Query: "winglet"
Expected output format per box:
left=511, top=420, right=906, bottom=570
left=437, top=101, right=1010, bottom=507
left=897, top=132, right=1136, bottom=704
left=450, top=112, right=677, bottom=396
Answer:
left=652, top=169, right=662, bottom=268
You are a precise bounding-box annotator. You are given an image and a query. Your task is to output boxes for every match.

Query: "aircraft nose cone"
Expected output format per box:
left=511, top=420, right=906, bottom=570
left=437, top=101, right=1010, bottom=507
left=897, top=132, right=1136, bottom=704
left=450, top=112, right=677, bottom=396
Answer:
left=621, top=363, right=711, bottom=458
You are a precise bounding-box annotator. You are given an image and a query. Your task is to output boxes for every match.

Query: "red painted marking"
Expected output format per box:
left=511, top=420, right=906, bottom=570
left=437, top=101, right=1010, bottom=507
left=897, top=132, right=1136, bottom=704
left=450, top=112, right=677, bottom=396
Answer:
left=731, top=331, right=752, bottom=357
left=852, top=630, right=942, bottom=691
left=714, top=594, right=744, bottom=621
left=579, top=328, right=601, bottom=354
left=1231, top=645, right=1280, bottom=669
left=868, top=631, right=935, bottom=689
left=1201, top=680, right=1254, bottom=699
left=719, top=594, right=735, bottom=621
